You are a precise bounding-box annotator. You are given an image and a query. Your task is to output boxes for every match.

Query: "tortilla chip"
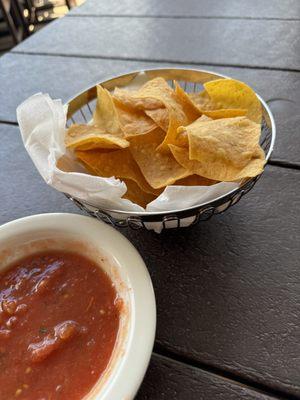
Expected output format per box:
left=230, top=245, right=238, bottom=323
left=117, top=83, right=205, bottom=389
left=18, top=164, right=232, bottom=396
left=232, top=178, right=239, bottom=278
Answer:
left=113, top=98, right=157, bottom=137
left=145, top=108, right=169, bottom=131
left=174, top=82, right=202, bottom=122
left=75, top=147, right=159, bottom=195
left=137, top=78, right=185, bottom=120
left=114, top=80, right=171, bottom=132
left=190, top=116, right=263, bottom=164
left=129, top=128, right=190, bottom=188
left=93, top=85, right=122, bottom=135
left=173, top=175, right=216, bottom=186
left=113, top=87, right=164, bottom=111
left=189, top=91, right=214, bottom=110
left=115, top=78, right=202, bottom=152
left=176, top=115, right=212, bottom=148
left=115, top=78, right=186, bottom=114
left=156, top=109, right=189, bottom=152
left=189, top=90, right=247, bottom=119
left=143, top=80, right=196, bottom=152
left=146, top=81, right=205, bottom=133
left=202, top=108, right=247, bottom=119
left=191, top=114, right=212, bottom=123
left=122, top=178, right=156, bottom=208
left=169, top=143, right=265, bottom=182
left=154, top=81, right=205, bottom=153
left=65, top=124, right=129, bottom=150
left=170, top=116, right=265, bottom=181
left=203, top=79, right=262, bottom=123
left=113, top=77, right=188, bottom=113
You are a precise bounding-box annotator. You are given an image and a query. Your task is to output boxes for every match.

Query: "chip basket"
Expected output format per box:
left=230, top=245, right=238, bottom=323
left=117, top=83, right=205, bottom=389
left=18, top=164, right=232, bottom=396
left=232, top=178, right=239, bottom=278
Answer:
left=65, top=68, right=276, bottom=231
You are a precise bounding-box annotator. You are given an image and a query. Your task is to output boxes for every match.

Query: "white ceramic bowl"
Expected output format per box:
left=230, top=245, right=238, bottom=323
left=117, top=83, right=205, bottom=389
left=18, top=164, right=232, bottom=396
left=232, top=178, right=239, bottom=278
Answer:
left=0, top=213, right=156, bottom=400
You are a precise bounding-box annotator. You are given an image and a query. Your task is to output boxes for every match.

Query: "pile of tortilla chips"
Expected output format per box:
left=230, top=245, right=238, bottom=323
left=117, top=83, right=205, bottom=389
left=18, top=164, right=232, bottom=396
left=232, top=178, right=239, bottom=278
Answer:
left=65, top=77, right=266, bottom=208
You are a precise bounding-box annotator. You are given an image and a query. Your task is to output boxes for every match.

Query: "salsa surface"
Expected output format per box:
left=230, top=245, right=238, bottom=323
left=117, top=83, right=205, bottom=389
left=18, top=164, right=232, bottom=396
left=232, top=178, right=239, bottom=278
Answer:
left=0, top=250, right=120, bottom=400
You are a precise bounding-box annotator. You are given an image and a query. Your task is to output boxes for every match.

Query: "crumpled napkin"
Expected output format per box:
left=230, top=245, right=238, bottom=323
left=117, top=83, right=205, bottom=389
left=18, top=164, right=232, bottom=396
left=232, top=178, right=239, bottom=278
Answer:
left=17, top=93, right=238, bottom=230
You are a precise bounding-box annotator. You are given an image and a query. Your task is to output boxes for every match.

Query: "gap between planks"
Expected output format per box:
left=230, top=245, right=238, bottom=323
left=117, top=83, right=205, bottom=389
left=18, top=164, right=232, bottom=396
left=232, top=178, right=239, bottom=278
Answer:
left=65, top=14, right=300, bottom=22
left=0, top=120, right=300, bottom=170
left=9, top=50, right=300, bottom=74
left=0, top=122, right=299, bottom=171
left=153, top=344, right=299, bottom=400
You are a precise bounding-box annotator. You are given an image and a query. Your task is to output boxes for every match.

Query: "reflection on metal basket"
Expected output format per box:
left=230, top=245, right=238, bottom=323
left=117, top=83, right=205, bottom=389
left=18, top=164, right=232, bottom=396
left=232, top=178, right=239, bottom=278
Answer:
left=65, top=68, right=276, bottom=231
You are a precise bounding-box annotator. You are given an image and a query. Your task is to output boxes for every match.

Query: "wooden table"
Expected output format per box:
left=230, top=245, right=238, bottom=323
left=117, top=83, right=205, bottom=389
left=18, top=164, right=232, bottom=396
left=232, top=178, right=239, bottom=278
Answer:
left=0, top=1, right=299, bottom=398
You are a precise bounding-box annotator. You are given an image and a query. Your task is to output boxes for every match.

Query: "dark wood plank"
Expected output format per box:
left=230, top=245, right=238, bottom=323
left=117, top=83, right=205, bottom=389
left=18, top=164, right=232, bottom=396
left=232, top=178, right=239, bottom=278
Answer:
left=0, top=53, right=152, bottom=124
left=0, top=123, right=284, bottom=400
left=70, top=0, right=300, bottom=20
left=138, top=354, right=275, bottom=400
left=0, top=126, right=299, bottom=396
left=0, top=123, right=79, bottom=224
left=0, top=53, right=299, bottom=164
left=11, top=16, right=300, bottom=70
left=122, top=165, right=300, bottom=397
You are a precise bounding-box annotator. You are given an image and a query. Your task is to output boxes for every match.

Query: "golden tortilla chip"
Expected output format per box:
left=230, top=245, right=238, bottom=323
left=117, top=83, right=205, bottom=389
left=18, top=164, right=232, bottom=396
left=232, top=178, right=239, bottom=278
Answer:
left=65, top=124, right=129, bottom=150
left=174, top=82, right=202, bottom=122
left=113, top=98, right=157, bottom=137
left=173, top=175, right=216, bottom=186
left=145, top=79, right=204, bottom=134
left=93, top=85, right=122, bottom=135
left=170, top=116, right=265, bottom=181
left=114, top=80, right=171, bottom=133
left=156, top=109, right=188, bottom=152
left=75, top=148, right=159, bottom=195
left=191, top=114, right=212, bottom=123
left=150, top=81, right=206, bottom=152
left=136, top=78, right=185, bottom=120
left=113, top=87, right=164, bottom=111
left=189, top=90, right=247, bottom=119
left=189, top=91, right=214, bottom=110
left=189, top=116, right=262, bottom=164
left=203, top=79, right=262, bottom=123
left=115, top=78, right=186, bottom=116
left=202, top=109, right=247, bottom=119
left=154, top=81, right=205, bottom=153
left=169, top=143, right=265, bottom=182
left=117, top=78, right=184, bottom=115
left=176, top=115, right=212, bottom=148
left=122, top=179, right=156, bottom=208
left=129, top=128, right=190, bottom=189
left=145, top=108, right=169, bottom=132
left=115, top=78, right=201, bottom=152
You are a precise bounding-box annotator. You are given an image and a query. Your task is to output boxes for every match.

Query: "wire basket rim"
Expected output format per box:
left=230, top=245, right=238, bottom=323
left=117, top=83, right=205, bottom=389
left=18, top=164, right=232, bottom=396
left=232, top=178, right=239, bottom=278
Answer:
left=65, top=67, right=276, bottom=217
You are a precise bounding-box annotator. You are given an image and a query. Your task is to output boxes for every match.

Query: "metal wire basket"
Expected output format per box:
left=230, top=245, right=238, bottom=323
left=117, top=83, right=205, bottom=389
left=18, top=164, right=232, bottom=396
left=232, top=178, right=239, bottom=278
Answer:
left=65, top=68, right=276, bottom=231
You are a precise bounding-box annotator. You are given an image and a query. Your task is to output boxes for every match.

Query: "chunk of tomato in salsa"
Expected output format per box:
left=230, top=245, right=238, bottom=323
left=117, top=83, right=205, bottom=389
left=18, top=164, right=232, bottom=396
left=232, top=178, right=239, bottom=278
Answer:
left=0, top=251, right=120, bottom=400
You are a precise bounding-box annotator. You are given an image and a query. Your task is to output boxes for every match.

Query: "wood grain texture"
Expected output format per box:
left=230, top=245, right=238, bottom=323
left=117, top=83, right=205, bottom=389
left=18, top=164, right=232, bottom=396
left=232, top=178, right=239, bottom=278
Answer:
left=137, top=354, right=276, bottom=399
left=0, top=124, right=299, bottom=397
left=0, top=53, right=299, bottom=164
left=11, top=16, right=300, bottom=70
left=123, top=166, right=300, bottom=397
left=0, top=124, right=79, bottom=225
left=1, top=1, right=300, bottom=397
left=70, top=0, right=300, bottom=20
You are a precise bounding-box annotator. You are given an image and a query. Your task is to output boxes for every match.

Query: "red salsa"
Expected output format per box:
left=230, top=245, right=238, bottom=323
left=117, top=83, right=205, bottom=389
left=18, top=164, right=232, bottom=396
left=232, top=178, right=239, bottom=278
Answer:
left=0, top=251, right=120, bottom=400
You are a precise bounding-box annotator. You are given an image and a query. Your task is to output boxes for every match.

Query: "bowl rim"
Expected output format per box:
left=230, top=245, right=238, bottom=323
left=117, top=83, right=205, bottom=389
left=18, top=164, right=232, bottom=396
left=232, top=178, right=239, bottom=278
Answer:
left=0, top=213, right=156, bottom=400
left=65, top=67, right=276, bottom=217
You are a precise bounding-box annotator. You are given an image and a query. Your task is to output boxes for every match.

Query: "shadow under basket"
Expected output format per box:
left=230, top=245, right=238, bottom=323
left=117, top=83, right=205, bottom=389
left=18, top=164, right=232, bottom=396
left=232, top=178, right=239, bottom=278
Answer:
left=65, top=68, right=276, bottom=232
